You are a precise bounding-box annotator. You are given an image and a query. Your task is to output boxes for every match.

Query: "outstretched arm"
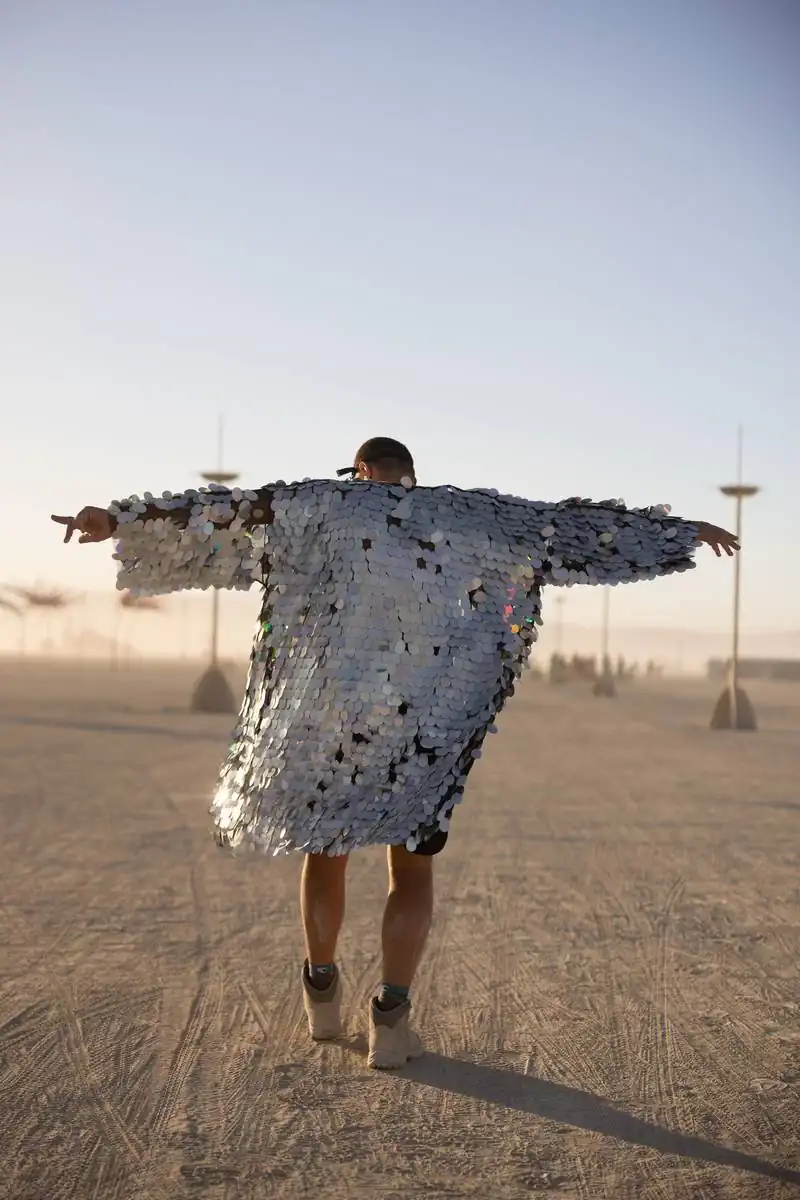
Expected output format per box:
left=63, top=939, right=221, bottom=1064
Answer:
left=52, top=484, right=275, bottom=543
left=489, top=494, right=738, bottom=586
left=109, top=484, right=276, bottom=532
left=52, top=483, right=277, bottom=595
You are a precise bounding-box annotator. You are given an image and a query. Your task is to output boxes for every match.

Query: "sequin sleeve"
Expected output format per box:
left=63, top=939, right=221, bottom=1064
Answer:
left=484, top=493, right=699, bottom=586
left=107, top=484, right=276, bottom=595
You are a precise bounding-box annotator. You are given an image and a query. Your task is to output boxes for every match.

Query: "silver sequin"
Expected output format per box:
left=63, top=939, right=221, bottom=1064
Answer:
left=108, top=481, right=698, bottom=855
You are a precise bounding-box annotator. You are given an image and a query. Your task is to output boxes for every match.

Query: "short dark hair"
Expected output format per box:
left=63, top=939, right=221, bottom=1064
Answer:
left=354, top=437, right=414, bottom=473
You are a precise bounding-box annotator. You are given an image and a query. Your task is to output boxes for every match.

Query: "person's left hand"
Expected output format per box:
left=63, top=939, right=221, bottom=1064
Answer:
left=693, top=521, right=740, bottom=557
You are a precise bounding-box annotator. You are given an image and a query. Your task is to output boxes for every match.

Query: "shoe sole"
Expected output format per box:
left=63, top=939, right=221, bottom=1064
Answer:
left=368, top=1047, right=425, bottom=1070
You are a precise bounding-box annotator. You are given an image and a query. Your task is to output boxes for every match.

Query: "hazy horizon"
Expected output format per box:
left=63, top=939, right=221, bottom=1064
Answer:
left=2, top=587, right=799, bottom=673
left=3, top=1, right=798, bottom=649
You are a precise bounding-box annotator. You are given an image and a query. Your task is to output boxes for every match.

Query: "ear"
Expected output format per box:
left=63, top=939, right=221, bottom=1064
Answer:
left=356, top=460, right=372, bottom=479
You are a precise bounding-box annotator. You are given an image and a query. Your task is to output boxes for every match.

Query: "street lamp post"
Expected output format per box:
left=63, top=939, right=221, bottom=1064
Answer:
left=710, top=475, right=760, bottom=731
left=548, top=593, right=567, bottom=684
left=593, top=586, right=617, bottom=697
left=191, top=416, right=239, bottom=714
left=554, top=594, right=566, bottom=655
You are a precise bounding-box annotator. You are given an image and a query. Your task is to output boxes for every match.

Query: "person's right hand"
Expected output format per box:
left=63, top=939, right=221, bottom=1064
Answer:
left=51, top=507, right=114, bottom=544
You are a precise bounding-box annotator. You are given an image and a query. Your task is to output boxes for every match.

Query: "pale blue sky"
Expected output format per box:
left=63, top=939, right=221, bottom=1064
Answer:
left=2, top=0, right=798, bottom=640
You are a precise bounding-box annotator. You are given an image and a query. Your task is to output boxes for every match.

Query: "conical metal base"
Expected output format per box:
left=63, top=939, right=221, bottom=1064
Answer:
left=710, top=684, right=757, bottom=731
left=191, top=663, right=237, bottom=714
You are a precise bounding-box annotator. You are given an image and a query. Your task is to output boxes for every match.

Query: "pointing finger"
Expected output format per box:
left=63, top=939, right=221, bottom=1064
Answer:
left=51, top=514, right=76, bottom=543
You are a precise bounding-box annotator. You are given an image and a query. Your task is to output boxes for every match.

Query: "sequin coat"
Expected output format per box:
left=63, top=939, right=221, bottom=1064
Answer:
left=109, top=480, right=698, bottom=855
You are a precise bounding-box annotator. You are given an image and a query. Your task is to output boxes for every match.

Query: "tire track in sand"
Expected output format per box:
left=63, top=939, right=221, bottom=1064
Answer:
left=144, top=857, right=224, bottom=1148
left=55, top=986, right=156, bottom=1200
left=571, top=867, right=694, bottom=1199
left=648, top=877, right=701, bottom=1198
left=1, top=887, right=153, bottom=1200
left=593, top=874, right=699, bottom=1197
left=132, top=772, right=226, bottom=1194
left=223, top=974, right=307, bottom=1154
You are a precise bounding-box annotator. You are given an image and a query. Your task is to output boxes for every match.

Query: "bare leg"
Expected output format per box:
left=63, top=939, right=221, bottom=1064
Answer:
left=301, top=852, right=349, bottom=964
left=381, top=845, right=434, bottom=989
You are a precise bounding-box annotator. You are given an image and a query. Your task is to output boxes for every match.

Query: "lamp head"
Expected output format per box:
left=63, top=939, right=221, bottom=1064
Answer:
left=720, top=484, right=760, bottom=499
left=201, top=471, right=239, bottom=484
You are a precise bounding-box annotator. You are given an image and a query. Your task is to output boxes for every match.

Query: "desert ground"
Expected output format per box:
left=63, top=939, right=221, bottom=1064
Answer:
left=0, top=660, right=798, bottom=1200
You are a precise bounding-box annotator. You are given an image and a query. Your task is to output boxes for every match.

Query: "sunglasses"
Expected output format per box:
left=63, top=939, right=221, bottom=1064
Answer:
left=336, top=466, right=358, bottom=479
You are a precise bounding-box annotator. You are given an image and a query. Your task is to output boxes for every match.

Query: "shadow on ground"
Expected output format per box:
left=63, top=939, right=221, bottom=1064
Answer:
left=341, top=1042, right=799, bottom=1186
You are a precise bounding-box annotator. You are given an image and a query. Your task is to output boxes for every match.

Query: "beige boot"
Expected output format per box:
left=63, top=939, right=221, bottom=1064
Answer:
left=367, top=998, right=424, bottom=1069
left=302, top=961, right=343, bottom=1041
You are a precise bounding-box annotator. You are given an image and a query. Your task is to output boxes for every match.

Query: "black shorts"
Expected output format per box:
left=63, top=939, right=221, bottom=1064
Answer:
left=411, top=828, right=448, bottom=855
left=391, top=827, right=448, bottom=856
